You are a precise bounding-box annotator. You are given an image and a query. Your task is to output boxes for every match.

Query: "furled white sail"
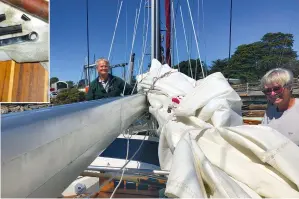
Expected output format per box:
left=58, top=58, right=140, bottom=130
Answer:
left=137, top=59, right=299, bottom=198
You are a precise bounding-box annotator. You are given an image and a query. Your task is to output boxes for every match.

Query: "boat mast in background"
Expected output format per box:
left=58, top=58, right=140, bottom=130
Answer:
left=165, top=0, right=171, bottom=66
left=86, top=0, right=91, bottom=86
left=151, top=0, right=161, bottom=62
left=128, top=53, right=135, bottom=85
left=228, top=0, right=233, bottom=60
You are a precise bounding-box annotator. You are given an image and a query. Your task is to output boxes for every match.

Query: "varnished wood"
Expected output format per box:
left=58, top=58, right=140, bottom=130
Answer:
left=0, top=60, right=49, bottom=102
left=242, top=110, right=265, bottom=117
left=0, top=61, right=12, bottom=102
left=242, top=104, right=267, bottom=110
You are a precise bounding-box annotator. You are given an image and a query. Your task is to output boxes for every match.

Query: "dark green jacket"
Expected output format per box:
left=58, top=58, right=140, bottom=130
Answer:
left=86, top=74, right=136, bottom=101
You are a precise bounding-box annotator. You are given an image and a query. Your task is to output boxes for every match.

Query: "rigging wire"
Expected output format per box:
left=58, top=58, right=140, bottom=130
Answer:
left=170, top=0, right=174, bottom=67
left=86, top=0, right=90, bottom=86
left=122, top=0, right=143, bottom=96
left=139, top=0, right=149, bottom=71
left=186, top=0, right=205, bottom=78
left=108, top=1, right=123, bottom=61
left=129, top=0, right=150, bottom=95
left=98, top=130, right=149, bottom=198
left=116, top=0, right=120, bottom=16
left=164, top=0, right=181, bottom=68
left=201, top=0, right=207, bottom=74
left=180, top=5, right=193, bottom=79
left=228, top=0, right=233, bottom=60
left=86, top=132, right=148, bottom=199
left=172, top=1, right=180, bottom=71
left=141, top=1, right=146, bottom=60
left=108, top=0, right=122, bottom=67
left=109, top=131, right=130, bottom=198
left=86, top=112, right=151, bottom=198
left=195, top=0, right=199, bottom=77
left=124, top=3, right=128, bottom=80
left=135, top=0, right=150, bottom=93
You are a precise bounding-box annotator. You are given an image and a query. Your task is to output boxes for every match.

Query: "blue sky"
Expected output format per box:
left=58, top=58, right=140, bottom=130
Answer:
left=50, top=0, right=299, bottom=83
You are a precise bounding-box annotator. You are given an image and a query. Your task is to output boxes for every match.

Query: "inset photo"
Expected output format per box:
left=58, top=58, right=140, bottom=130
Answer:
left=0, top=0, right=49, bottom=103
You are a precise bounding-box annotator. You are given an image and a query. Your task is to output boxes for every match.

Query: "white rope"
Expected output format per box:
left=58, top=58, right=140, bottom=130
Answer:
left=110, top=133, right=130, bottom=198
left=180, top=5, right=193, bottom=79
left=96, top=132, right=147, bottom=197
left=131, top=0, right=150, bottom=95
left=131, top=56, right=145, bottom=95
left=108, top=1, right=123, bottom=61
left=138, top=2, right=178, bottom=92
left=124, top=2, right=128, bottom=79
left=84, top=112, right=151, bottom=198
left=139, top=0, right=149, bottom=71
left=172, top=1, right=180, bottom=72
left=122, top=0, right=143, bottom=96
left=141, top=0, right=147, bottom=59
left=195, top=0, right=199, bottom=78
left=116, top=0, right=120, bottom=16
left=201, top=0, right=207, bottom=74
left=186, top=0, right=205, bottom=78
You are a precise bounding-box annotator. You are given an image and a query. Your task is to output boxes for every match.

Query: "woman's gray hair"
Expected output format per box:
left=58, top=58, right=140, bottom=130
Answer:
left=96, top=58, right=110, bottom=66
left=261, top=68, right=294, bottom=88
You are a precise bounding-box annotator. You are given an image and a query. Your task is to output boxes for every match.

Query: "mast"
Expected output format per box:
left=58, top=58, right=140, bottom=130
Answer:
left=128, top=53, right=135, bottom=85
left=151, top=0, right=161, bottom=61
left=86, top=0, right=90, bottom=86
left=165, top=0, right=171, bottom=66
left=228, top=0, right=233, bottom=60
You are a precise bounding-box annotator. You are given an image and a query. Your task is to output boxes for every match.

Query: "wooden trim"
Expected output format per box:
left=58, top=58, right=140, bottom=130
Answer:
left=44, top=68, right=49, bottom=102
left=0, top=60, right=49, bottom=102
left=6, top=60, right=15, bottom=102
left=0, top=61, right=13, bottom=102
left=11, top=61, right=20, bottom=102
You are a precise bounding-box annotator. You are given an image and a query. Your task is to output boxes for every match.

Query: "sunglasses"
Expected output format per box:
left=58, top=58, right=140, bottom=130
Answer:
left=262, top=86, right=284, bottom=95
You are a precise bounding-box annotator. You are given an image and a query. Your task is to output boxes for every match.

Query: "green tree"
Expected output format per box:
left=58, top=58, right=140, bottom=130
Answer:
left=50, top=77, right=59, bottom=85
left=209, top=59, right=229, bottom=76
left=51, top=88, right=86, bottom=105
left=66, top=81, right=75, bottom=88
left=173, top=59, right=207, bottom=80
left=77, top=79, right=86, bottom=89
left=209, top=32, right=298, bottom=82
left=131, top=76, right=137, bottom=86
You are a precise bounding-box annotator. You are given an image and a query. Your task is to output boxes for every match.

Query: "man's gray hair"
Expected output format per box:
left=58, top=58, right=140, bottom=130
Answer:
left=96, top=58, right=110, bottom=66
left=261, top=68, right=294, bottom=88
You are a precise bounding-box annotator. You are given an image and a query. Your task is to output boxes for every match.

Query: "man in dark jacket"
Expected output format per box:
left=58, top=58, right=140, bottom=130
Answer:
left=86, top=58, right=136, bottom=101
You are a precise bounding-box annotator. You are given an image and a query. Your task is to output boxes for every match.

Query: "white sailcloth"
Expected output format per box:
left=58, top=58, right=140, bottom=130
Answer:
left=137, top=59, right=299, bottom=198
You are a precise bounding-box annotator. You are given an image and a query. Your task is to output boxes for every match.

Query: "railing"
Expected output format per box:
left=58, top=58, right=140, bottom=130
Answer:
left=1, top=94, right=147, bottom=198
left=232, top=82, right=261, bottom=93
left=232, top=78, right=299, bottom=96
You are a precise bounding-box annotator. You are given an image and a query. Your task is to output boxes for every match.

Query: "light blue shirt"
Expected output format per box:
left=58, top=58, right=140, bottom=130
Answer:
left=261, top=98, right=299, bottom=145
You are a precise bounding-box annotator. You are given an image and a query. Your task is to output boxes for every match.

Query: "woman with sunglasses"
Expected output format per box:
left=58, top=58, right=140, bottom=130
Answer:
left=261, top=68, right=299, bottom=145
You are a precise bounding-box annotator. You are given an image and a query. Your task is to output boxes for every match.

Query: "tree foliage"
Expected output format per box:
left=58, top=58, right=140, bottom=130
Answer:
left=173, top=59, right=208, bottom=80
left=66, top=81, right=75, bottom=88
left=51, top=88, right=86, bottom=105
left=50, top=77, right=59, bottom=85
left=209, top=32, right=299, bottom=82
left=77, top=79, right=86, bottom=89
